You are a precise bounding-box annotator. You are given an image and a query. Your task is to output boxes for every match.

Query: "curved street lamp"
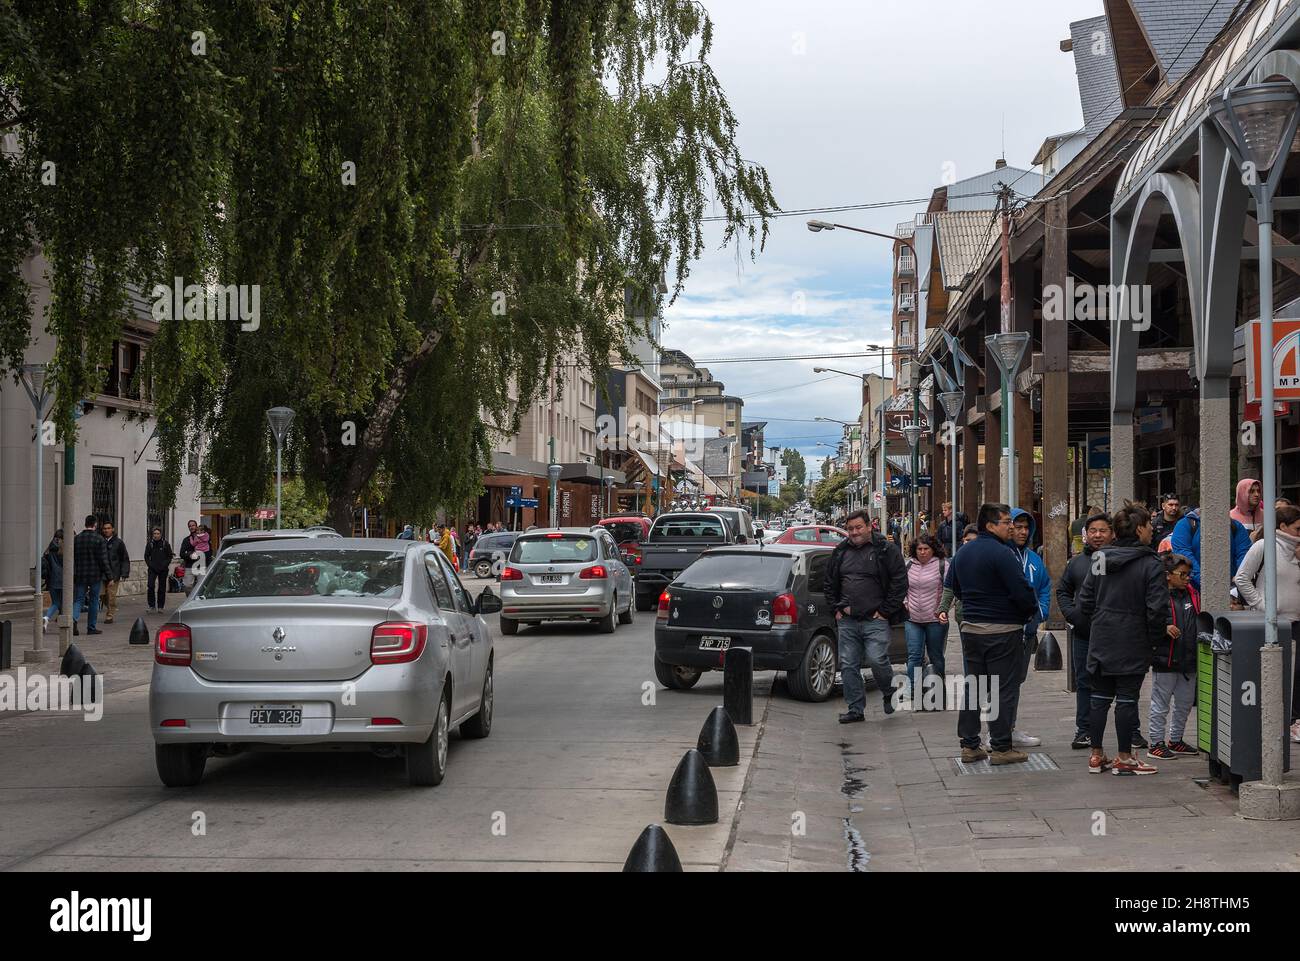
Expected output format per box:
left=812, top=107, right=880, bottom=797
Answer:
left=1209, top=80, right=1300, bottom=809
left=266, top=406, right=295, bottom=530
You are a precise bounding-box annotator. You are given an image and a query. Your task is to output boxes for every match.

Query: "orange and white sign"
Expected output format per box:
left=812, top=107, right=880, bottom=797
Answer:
left=1246, top=318, right=1300, bottom=403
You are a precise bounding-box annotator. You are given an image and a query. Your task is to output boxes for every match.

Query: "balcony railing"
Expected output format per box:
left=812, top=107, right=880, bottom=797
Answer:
left=897, top=253, right=915, bottom=275
left=897, top=295, right=915, bottom=313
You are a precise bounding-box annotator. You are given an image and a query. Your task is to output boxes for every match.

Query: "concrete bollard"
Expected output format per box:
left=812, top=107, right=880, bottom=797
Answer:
left=622, top=824, right=683, bottom=872
left=723, top=646, right=753, bottom=725
left=664, top=749, right=718, bottom=825
left=696, top=706, right=740, bottom=766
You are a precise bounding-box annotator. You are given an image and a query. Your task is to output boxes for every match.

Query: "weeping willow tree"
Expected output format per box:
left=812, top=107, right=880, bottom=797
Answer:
left=0, top=0, right=776, bottom=531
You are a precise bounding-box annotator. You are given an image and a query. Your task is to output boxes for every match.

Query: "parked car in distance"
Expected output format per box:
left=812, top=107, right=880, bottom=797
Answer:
left=595, top=515, right=652, bottom=568
left=653, top=544, right=841, bottom=701
left=498, top=527, right=635, bottom=635
left=636, top=511, right=739, bottom=611
left=703, top=505, right=756, bottom=544
left=466, top=530, right=519, bottom=579
left=149, top=539, right=499, bottom=788
left=772, top=524, right=848, bottom=546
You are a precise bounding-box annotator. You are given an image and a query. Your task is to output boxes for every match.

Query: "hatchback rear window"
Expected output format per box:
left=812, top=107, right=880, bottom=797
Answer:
left=676, top=553, right=792, bottom=591
left=198, top=550, right=407, bottom=599
left=602, top=522, right=644, bottom=543
left=511, top=536, right=598, bottom=564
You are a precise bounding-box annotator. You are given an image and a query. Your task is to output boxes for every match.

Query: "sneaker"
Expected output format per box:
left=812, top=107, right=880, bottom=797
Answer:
left=1291, top=720, right=1300, bottom=744
left=1088, top=753, right=1112, bottom=774
left=1130, top=732, right=1149, bottom=750
left=989, top=748, right=1029, bottom=766
left=1112, top=758, right=1159, bottom=776
left=1146, top=741, right=1174, bottom=760
left=1012, top=730, right=1041, bottom=748
left=881, top=693, right=896, bottom=716
left=1168, top=740, right=1198, bottom=757
left=1070, top=730, right=1092, bottom=750
left=87, top=628, right=102, bottom=635
left=838, top=711, right=865, bottom=724
left=41, top=616, right=48, bottom=633
left=960, top=746, right=988, bottom=763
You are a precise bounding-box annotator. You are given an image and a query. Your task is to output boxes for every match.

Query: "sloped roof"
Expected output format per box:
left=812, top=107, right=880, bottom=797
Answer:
left=945, top=167, right=1042, bottom=210
left=932, top=210, right=999, bottom=292
left=1130, top=0, right=1239, bottom=84
left=1072, top=16, right=1124, bottom=134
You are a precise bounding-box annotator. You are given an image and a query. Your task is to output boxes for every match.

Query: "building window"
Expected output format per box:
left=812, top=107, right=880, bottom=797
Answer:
left=678, top=388, right=688, bottom=397
left=92, top=465, right=118, bottom=526
left=1137, top=443, right=1176, bottom=508
left=147, top=470, right=163, bottom=535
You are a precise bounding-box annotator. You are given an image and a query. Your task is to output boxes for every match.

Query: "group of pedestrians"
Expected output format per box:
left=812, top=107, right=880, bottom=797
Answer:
left=40, top=516, right=211, bottom=635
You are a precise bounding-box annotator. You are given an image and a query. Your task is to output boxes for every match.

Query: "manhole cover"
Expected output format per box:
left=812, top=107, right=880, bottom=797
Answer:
left=950, top=752, right=1060, bottom=775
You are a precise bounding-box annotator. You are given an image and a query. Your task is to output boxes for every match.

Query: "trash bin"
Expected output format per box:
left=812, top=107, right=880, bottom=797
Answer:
left=1198, top=612, right=1293, bottom=788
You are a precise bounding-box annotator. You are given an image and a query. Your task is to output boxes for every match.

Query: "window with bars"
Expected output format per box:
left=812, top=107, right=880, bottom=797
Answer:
left=92, top=466, right=118, bottom=526
left=147, top=470, right=163, bottom=535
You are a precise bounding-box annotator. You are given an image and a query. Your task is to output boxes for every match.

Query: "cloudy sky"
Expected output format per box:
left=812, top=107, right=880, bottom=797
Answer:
left=661, top=0, right=1105, bottom=481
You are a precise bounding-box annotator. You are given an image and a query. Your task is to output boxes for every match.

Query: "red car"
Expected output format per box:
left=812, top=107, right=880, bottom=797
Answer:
left=596, top=515, right=652, bottom=567
left=772, top=524, right=848, bottom=545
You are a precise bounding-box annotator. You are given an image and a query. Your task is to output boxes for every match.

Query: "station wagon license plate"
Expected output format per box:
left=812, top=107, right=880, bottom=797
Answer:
left=249, top=705, right=302, bottom=726
left=539, top=574, right=564, bottom=584
left=699, top=635, right=731, bottom=651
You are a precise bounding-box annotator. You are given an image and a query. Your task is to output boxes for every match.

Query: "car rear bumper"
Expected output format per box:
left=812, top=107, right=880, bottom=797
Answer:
left=149, top=664, right=439, bottom=745
left=499, top=583, right=614, bottom=620
left=654, top=623, right=810, bottom=672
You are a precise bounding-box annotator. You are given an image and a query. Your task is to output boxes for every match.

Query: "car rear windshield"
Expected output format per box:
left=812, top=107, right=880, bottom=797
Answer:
left=477, top=534, right=514, bottom=551
left=649, top=516, right=726, bottom=539
left=602, top=522, right=644, bottom=544
left=198, top=550, right=406, bottom=599
left=676, top=553, right=792, bottom=590
left=511, top=535, right=598, bottom=564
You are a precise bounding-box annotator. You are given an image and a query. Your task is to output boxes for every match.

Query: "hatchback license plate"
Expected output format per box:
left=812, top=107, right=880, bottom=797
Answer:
left=699, top=635, right=731, bottom=651
left=539, top=574, right=563, bottom=584
left=250, top=706, right=302, bottom=726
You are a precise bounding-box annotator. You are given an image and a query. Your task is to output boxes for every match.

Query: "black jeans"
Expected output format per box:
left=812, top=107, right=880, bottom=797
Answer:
left=1089, top=672, right=1145, bottom=754
left=147, top=569, right=168, bottom=609
left=957, top=629, right=1023, bottom=752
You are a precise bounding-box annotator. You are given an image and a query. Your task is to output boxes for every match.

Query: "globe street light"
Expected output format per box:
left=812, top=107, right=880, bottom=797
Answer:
left=1210, top=80, right=1300, bottom=811
left=985, top=331, right=1030, bottom=505
left=938, top=390, right=965, bottom=559
left=266, top=407, right=295, bottom=530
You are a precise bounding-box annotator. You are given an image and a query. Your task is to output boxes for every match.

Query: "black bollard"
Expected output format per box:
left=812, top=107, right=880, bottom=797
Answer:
left=1035, top=631, right=1063, bottom=671
left=697, top=706, right=740, bottom=766
left=622, top=824, right=683, bottom=872
left=723, top=646, right=753, bottom=726
left=0, top=620, right=11, bottom=670
left=664, top=749, right=719, bottom=825
left=59, top=643, right=86, bottom=677
left=129, top=616, right=150, bottom=645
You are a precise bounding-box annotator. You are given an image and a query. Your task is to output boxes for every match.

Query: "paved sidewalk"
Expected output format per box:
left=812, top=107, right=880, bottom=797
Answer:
left=726, top=631, right=1300, bottom=872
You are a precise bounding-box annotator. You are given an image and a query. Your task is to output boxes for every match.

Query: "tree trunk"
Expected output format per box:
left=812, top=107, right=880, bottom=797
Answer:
left=327, top=495, right=354, bottom=537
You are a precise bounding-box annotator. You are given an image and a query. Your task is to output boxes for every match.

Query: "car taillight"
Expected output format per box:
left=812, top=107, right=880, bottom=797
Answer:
left=545, top=532, right=564, bottom=539
left=155, top=624, right=192, bottom=666
left=773, top=593, right=798, bottom=626
left=500, top=566, right=523, bottom=581
left=657, top=591, right=671, bottom=620
left=579, top=565, right=608, bottom=579
left=371, top=621, right=428, bottom=664
left=635, top=555, right=642, bottom=565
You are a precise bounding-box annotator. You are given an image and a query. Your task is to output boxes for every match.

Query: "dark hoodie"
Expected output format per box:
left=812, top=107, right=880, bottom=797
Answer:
left=1056, top=542, right=1098, bottom=640
left=1155, top=584, right=1200, bottom=675
left=1078, top=538, right=1169, bottom=676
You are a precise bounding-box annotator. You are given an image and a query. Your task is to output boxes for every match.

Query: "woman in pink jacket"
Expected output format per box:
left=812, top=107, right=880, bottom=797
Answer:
left=902, top=534, right=948, bottom=703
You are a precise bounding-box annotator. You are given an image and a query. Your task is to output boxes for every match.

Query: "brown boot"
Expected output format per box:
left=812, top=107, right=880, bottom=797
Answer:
left=960, top=746, right=988, bottom=763
left=989, top=748, right=1029, bottom=765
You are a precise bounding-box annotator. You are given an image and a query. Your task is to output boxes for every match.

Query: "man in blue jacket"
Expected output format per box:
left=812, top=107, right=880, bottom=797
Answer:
left=1008, top=508, right=1052, bottom=749
left=948, top=503, right=1041, bottom=765
left=1169, top=507, right=1250, bottom=590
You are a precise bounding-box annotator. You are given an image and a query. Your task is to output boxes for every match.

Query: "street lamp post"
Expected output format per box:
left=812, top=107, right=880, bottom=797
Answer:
left=938, top=391, right=965, bottom=560
left=984, top=332, right=1030, bottom=505
left=632, top=481, right=645, bottom=515
left=266, top=407, right=295, bottom=530
left=902, top=423, right=923, bottom=550
left=1210, top=81, right=1300, bottom=815
left=603, top=474, right=616, bottom=518
left=548, top=463, right=563, bottom=527
left=20, top=365, right=52, bottom=664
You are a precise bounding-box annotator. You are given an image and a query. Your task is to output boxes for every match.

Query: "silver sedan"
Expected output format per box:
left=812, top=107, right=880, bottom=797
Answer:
left=149, top=539, right=499, bottom=787
left=498, top=527, right=635, bottom=634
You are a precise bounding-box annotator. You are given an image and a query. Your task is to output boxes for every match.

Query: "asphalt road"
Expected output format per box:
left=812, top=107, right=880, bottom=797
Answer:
left=0, top=581, right=763, bottom=871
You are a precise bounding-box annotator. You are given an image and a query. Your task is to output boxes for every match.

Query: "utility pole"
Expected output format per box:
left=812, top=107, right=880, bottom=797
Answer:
left=998, top=183, right=1013, bottom=504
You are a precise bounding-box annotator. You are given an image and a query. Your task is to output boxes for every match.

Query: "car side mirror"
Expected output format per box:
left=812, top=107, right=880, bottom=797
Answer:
left=477, top=588, right=502, bottom=616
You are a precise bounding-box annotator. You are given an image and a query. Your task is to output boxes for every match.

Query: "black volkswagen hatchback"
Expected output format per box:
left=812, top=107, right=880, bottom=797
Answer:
left=653, top=544, right=839, bottom=702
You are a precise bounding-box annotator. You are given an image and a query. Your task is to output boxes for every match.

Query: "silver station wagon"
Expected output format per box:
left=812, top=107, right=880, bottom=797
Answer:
left=149, top=539, right=500, bottom=788
left=497, top=527, right=635, bottom=634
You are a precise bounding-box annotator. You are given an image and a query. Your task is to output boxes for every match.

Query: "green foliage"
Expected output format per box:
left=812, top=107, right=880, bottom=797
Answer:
left=0, top=0, right=776, bottom=530
left=811, top=470, right=853, bottom=516
left=264, top=477, right=328, bottom=530
left=780, top=447, right=805, bottom=487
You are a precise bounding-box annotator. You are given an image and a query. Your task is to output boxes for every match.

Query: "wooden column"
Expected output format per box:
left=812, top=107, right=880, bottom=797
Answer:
left=1042, top=196, right=1070, bottom=627
left=1012, top=259, right=1036, bottom=511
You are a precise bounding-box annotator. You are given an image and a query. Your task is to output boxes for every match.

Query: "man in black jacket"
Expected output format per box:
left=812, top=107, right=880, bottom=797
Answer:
left=144, top=527, right=174, bottom=612
left=72, top=514, right=109, bottom=635
left=935, top=502, right=969, bottom=554
left=1150, top=493, right=1183, bottom=546
left=1057, top=512, right=1113, bottom=749
left=825, top=510, right=908, bottom=724
left=99, top=520, right=130, bottom=623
